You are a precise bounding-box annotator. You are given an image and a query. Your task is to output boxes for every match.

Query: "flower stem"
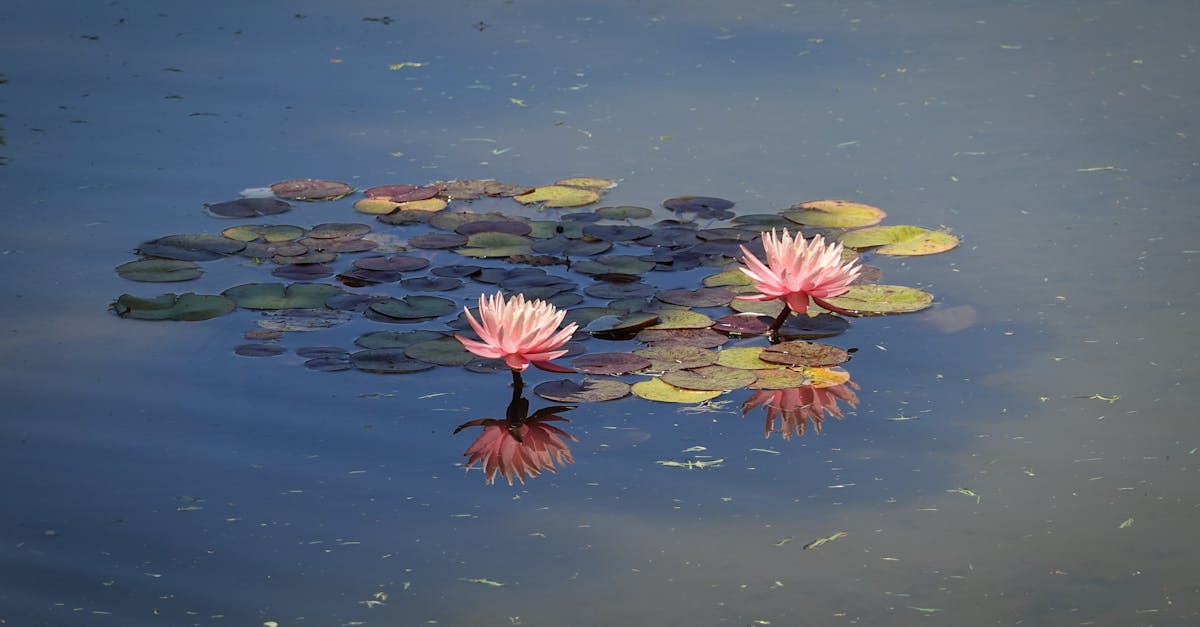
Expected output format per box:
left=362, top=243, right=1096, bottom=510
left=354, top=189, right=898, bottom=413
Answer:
left=767, top=304, right=792, bottom=344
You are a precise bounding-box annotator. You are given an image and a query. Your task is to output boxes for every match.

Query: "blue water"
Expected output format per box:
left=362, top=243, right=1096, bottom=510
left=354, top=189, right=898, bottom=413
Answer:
left=2, top=1, right=1198, bottom=625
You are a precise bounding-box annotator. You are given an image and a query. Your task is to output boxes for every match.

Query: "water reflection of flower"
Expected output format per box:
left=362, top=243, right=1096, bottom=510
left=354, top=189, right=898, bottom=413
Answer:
left=741, top=379, right=860, bottom=440
left=454, top=385, right=577, bottom=485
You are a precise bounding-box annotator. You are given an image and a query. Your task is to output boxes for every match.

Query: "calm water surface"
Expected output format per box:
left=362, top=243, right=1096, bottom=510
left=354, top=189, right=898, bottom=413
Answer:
left=2, top=1, right=1198, bottom=625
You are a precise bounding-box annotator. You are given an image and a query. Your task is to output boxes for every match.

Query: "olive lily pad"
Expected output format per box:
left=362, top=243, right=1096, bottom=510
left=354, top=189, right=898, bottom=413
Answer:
left=355, top=330, right=446, bottom=349
left=715, top=346, right=786, bottom=370
left=307, top=223, right=372, bottom=239
left=571, top=352, right=652, bottom=375
left=271, top=179, right=354, bottom=201
left=807, top=366, right=852, bottom=388
left=655, top=287, right=735, bottom=308
left=572, top=255, right=655, bottom=276
left=644, top=310, right=714, bottom=330
left=749, top=368, right=813, bottom=390
left=783, top=199, right=887, bottom=228
left=759, top=341, right=850, bottom=367
left=404, top=336, right=475, bottom=366
left=534, top=378, right=631, bottom=403
left=350, top=349, right=437, bottom=374
left=455, top=232, right=533, bottom=258
left=635, top=327, right=728, bottom=348
left=514, top=185, right=601, bottom=208
left=595, top=205, right=652, bottom=220
left=137, top=234, right=246, bottom=261
left=369, top=295, right=456, bottom=320
left=586, top=311, right=660, bottom=340
left=115, top=258, right=202, bottom=282
left=112, top=292, right=236, bottom=321
left=661, top=365, right=757, bottom=391
left=633, top=345, right=717, bottom=371
left=631, top=378, right=722, bottom=404
left=206, top=197, right=291, bottom=218
left=554, top=176, right=617, bottom=191
left=662, top=196, right=735, bottom=220
left=818, top=284, right=933, bottom=316
left=235, top=343, right=287, bottom=357
left=221, top=224, right=306, bottom=243
left=353, top=197, right=403, bottom=215
left=222, top=282, right=342, bottom=310
left=839, top=225, right=959, bottom=256
left=354, top=255, right=430, bottom=272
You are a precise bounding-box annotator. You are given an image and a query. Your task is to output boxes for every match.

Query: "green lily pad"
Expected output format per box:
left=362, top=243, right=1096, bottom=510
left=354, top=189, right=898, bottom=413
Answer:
left=783, top=199, right=887, bottom=228
left=222, top=282, right=342, bottom=310
left=514, top=185, right=601, bottom=208
left=307, top=223, right=372, bottom=239
left=355, top=330, right=447, bottom=349
left=456, top=220, right=532, bottom=236
left=759, top=341, right=850, bottom=367
left=404, top=336, right=475, bottom=366
left=408, top=233, right=469, bottom=249
left=645, top=310, right=714, bottom=330
left=702, top=268, right=755, bottom=290
left=350, top=349, right=437, bottom=374
left=839, top=225, right=959, bottom=255
left=272, top=263, right=334, bottom=280
left=234, top=343, right=287, bottom=357
left=137, top=234, right=246, bottom=261
left=354, top=255, right=431, bottom=272
left=583, top=281, right=656, bottom=300
left=661, top=365, right=757, bottom=391
left=454, top=232, right=533, bottom=258
left=270, top=179, right=354, bottom=201
left=221, top=224, right=306, bottom=243
left=111, top=292, right=236, bottom=321
left=571, top=255, right=656, bottom=276
left=115, top=258, right=202, bottom=282
left=369, top=295, right=456, bottom=320
left=353, top=197, right=403, bottom=215
left=635, top=327, right=728, bottom=348
left=586, top=311, right=660, bottom=340
left=819, top=284, right=933, bottom=316
left=595, top=205, right=652, bottom=220
left=555, top=176, right=617, bottom=191
left=582, top=224, right=652, bottom=242
left=631, top=378, right=722, bottom=403
left=633, top=345, right=717, bottom=371
left=655, top=287, right=735, bottom=308
left=534, top=378, right=631, bottom=403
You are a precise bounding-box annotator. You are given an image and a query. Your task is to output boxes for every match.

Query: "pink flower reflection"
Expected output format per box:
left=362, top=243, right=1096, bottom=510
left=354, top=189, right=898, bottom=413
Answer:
left=741, top=381, right=860, bottom=440
left=455, top=411, right=577, bottom=485
left=737, top=228, right=861, bottom=315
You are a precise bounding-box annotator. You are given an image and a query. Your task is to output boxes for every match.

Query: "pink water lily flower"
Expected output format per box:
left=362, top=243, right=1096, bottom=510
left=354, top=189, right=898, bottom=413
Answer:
left=455, top=291, right=578, bottom=372
left=738, top=228, right=862, bottom=316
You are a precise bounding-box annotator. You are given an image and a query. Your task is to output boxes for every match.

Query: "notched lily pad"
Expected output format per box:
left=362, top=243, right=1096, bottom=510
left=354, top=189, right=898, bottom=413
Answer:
left=749, top=368, right=813, bottom=389
left=112, top=292, right=236, bottom=321
left=534, top=378, right=630, bottom=403
left=307, top=223, right=372, bottom=239
left=784, top=199, right=887, bottom=228
left=635, top=327, right=728, bottom=348
left=270, top=179, right=354, bottom=201
left=222, top=282, right=342, bottom=310
left=115, top=258, right=202, bottom=282
left=137, top=234, right=246, bottom=261
left=631, top=378, right=722, bottom=404
left=759, top=341, right=850, bottom=367
left=661, top=365, right=757, bottom=391
left=350, top=348, right=437, bottom=374
left=655, top=287, right=734, bottom=308
left=595, top=205, right=652, bottom=220
left=235, top=343, right=287, bottom=357
left=819, top=284, right=933, bottom=316
left=514, top=185, right=602, bottom=208
left=586, top=312, right=660, bottom=340
left=454, top=232, right=533, bottom=258
left=354, top=255, right=431, bottom=272
left=715, top=346, right=785, bottom=370
left=633, top=345, right=717, bottom=371
left=839, top=225, right=959, bottom=256
left=571, top=352, right=652, bottom=375
left=404, top=336, right=475, bottom=366
left=206, top=197, right=292, bottom=218
left=662, top=196, right=735, bottom=220
left=369, top=295, right=457, bottom=320
left=222, top=224, right=306, bottom=243
left=644, top=310, right=714, bottom=330
left=355, top=329, right=446, bottom=349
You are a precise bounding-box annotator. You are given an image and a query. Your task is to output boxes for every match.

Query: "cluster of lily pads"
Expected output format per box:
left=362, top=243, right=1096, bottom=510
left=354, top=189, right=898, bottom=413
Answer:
left=111, top=176, right=958, bottom=406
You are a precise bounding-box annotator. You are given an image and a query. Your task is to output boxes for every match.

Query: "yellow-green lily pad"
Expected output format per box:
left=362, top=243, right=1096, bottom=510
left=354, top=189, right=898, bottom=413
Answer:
left=534, top=378, right=631, bottom=403
left=513, top=185, right=601, bottom=208
left=759, top=341, right=849, bottom=367
left=633, top=345, right=717, bottom=371
left=819, top=284, right=933, bottom=316
left=839, top=225, right=959, bottom=256
left=715, top=346, right=785, bottom=370
left=454, top=232, right=533, bottom=258
left=784, top=199, right=887, bottom=228
left=115, top=258, right=202, bottom=282
left=222, top=282, right=342, bottom=310
left=661, top=365, right=757, bottom=391
left=749, top=368, right=812, bottom=389
left=631, top=378, right=722, bottom=403
left=645, top=310, right=714, bottom=330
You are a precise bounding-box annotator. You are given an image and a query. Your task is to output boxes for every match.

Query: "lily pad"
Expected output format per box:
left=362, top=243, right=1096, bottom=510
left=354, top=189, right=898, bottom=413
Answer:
left=137, top=234, right=246, bottom=261
left=234, top=343, right=287, bottom=357
left=819, top=284, right=933, bottom=316
left=398, top=197, right=448, bottom=212
left=661, top=365, right=757, bottom=391
left=554, top=176, right=617, bottom=191
left=759, top=341, right=850, bottom=367
left=839, top=225, right=959, bottom=256
left=369, top=295, right=456, bottom=320
left=355, top=330, right=446, bottom=349
left=783, top=199, right=887, bottom=228
left=631, top=378, right=722, bottom=404
left=111, top=292, right=236, bottom=321
left=456, top=220, right=532, bottom=236
left=644, top=310, right=714, bottom=330
left=350, top=349, right=437, bottom=374
left=514, top=185, right=601, bottom=208
left=399, top=276, right=463, bottom=292
left=256, top=308, right=352, bottom=332
left=408, top=233, right=469, bottom=249
left=777, top=313, right=852, bottom=340
left=354, top=255, right=430, bottom=272
left=582, top=224, right=652, bottom=242
left=532, top=236, right=612, bottom=256
left=404, top=336, right=475, bottom=366
left=633, top=345, right=717, bottom=371
left=222, top=224, right=305, bottom=243
left=222, top=282, right=342, bottom=310
left=715, top=346, right=786, bottom=370
left=635, top=327, right=729, bottom=348
left=353, top=197, right=403, bottom=215
left=455, top=232, right=533, bottom=258
left=364, top=184, right=441, bottom=202
left=534, top=378, right=631, bottom=403
left=655, top=287, right=734, bottom=308
left=749, top=368, right=813, bottom=390
left=583, top=281, right=656, bottom=300
left=595, top=205, right=652, bottom=220
left=807, top=367, right=852, bottom=388
left=586, top=311, right=660, bottom=340
left=572, top=255, right=655, bottom=276
left=272, top=263, right=334, bottom=280
left=270, top=179, right=354, bottom=201
left=115, top=258, right=202, bottom=282
left=306, top=223, right=372, bottom=239
left=711, top=313, right=771, bottom=336
left=272, top=250, right=337, bottom=265
left=662, top=196, right=735, bottom=220
left=571, top=352, right=652, bottom=375
left=206, top=197, right=291, bottom=218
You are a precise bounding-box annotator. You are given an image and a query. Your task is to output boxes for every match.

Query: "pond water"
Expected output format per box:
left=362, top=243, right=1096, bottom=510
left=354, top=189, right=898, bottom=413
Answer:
left=3, top=0, right=1199, bottom=625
